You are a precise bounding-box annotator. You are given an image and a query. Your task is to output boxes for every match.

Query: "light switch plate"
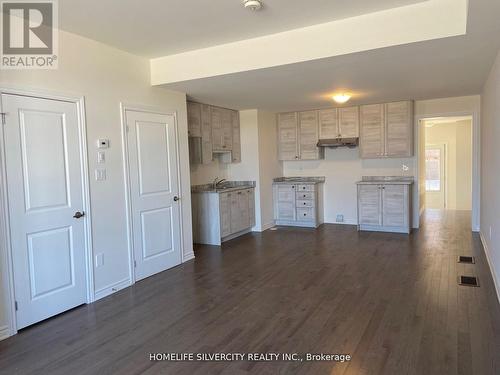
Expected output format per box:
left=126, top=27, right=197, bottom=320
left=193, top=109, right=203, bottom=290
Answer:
left=97, top=151, right=105, bottom=164
left=95, top=253, right=104, bottom=267
left=95, top=169, right=106, bottom=181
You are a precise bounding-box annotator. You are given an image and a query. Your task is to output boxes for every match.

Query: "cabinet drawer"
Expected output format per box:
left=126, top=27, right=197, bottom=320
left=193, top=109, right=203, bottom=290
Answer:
left=296, top=200, right=315, bottom=208
left=297, top=184, right=315, bottom=192
left=296, top=207, right=315, bottom=221
left=296, top=191, right=314, bottom=200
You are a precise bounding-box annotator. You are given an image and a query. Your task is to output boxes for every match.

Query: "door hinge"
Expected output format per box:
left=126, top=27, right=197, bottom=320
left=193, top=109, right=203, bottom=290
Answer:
left=134, top=260, right=136, bottom=268
left=0, top=112, right=6, bottom=125
left=15, top=301, right=18, bottom=311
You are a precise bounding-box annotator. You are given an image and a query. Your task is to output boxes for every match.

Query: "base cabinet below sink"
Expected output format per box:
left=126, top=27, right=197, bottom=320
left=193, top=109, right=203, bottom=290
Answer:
left=192, top=188, right=255, bottom=245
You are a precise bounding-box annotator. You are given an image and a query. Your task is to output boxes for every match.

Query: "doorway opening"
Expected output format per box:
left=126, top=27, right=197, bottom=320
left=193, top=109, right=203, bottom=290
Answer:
left=418, top=116, right=473, bottom=219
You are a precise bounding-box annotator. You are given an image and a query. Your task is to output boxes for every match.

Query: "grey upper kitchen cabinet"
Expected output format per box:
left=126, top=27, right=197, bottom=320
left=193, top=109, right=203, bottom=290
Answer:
left=200, top=104, right=213, bottom=164
left=359, top=104, right=385, bottom=158
left=211, top=106, right=233, bottom=152
left=277, top=111, right=323, bottom=161
left=210, top=107, right=224, bottom=151
left=385, top=101, right=414, bottom=157
left=211, top=107, right=232, bottom=152
left=278, top=112, right=299, bottom=160
left=231, top=110, right=241, bottom=163
left=338, top=106, right=360, bottom=138
left=187, top=101, right=202, bottom=137
left=299, top=110, right=322, bottom=160
left=188, top=102, right=240, bottom=164
left=360, top=100, right=413, bottom=159
left=318, top=108, right=338, bottom=139
left=319, top=106, right=359, bottom=139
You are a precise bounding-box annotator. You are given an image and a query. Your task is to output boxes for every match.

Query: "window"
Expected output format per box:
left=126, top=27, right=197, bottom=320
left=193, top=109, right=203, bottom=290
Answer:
left=425, top=148, right=441, bottom=191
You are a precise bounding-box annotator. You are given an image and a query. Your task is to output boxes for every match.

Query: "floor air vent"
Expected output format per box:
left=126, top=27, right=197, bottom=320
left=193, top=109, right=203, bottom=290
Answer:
left=458, top=275, right=479, bottom=287
left=457, top=256, right=475, bottom=264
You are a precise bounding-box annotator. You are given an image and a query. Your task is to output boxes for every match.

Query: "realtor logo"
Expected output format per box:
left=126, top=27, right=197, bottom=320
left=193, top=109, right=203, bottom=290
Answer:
left=1, top=0, right=58, bottom=69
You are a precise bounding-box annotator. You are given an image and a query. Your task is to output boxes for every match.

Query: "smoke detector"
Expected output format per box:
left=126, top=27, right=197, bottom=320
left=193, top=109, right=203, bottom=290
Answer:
left=244, top=0, right=263, bottom=11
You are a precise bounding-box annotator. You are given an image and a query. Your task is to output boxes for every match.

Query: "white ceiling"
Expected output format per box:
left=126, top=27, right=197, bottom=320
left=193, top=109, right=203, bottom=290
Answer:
left=58, top=0, right=500, bottom=112
left=59, top=0, right=425, bottom=57
left=162, top=0, right=500, bottom=112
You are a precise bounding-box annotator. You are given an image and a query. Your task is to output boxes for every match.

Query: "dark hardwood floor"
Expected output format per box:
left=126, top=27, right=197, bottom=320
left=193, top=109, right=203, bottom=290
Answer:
left=1, top=210, right=499, bottom=375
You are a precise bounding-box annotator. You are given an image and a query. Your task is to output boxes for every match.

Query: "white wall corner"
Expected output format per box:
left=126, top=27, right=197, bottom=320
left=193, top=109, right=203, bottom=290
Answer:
left=183, top=251, right=195, bottom=263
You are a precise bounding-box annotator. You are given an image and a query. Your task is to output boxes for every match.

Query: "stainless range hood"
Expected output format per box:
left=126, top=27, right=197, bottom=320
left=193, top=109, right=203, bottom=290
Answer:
left=317, top=137, right=359, bottom=148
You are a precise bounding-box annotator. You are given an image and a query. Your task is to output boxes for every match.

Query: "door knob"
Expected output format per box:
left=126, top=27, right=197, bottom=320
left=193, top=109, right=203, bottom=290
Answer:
left=173, top=196, right=180, bottom=202
left=73, top=211, right=85, bottom=219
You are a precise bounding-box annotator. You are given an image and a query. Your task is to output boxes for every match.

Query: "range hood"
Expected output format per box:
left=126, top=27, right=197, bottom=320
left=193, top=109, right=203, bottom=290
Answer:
left=317, top=137, right=359, bottom=148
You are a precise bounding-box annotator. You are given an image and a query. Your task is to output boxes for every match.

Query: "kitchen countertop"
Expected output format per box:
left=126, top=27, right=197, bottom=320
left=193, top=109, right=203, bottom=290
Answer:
left=191, top=181, right=255, bottom=194
left=356, top=176, right=414, bottom=185
left=273, top=176, right=325, bottom=185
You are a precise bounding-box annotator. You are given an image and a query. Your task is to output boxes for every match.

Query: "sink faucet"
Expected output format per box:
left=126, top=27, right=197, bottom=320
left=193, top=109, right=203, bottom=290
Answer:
left=213, top=177, right=227, bottom=190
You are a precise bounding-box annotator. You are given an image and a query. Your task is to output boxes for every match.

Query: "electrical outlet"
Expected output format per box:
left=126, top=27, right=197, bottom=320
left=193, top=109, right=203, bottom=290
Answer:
left=95, top=253, right=104, bottom=267
left=336, top=214, right=344, bottom=223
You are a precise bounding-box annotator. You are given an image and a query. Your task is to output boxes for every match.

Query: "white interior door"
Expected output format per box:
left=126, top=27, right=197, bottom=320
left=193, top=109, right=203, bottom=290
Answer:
left=125, top=109, right=182, bottom=281
left=425, top=144, right=446, bottom=209
left=2, top=93, right=88, bottom=329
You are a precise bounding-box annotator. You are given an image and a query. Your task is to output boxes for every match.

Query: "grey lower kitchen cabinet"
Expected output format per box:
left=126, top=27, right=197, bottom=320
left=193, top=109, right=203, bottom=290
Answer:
left=356, top=177, right=413, bottom=234
left=192, top=186, right=255, bottom=245
left=273, top=177, right=325, bottom=228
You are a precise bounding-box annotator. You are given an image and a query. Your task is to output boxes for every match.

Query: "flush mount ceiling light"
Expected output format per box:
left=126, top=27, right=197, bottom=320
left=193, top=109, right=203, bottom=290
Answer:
left=244, top=0, right=263, bottom=11
left=332, top=93, right=351, bottom=104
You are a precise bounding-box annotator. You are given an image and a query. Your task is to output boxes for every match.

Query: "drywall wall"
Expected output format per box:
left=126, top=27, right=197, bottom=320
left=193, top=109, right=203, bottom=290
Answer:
left=257, top=111, right=282, bottom=230
left=425, top=120, right=472, bottom=210
left=0, top=30, right=193, bottom=334
left=190, top=159, right=230, bottom=185
left=283, top=96, right=480, bottom=228
left=480, top=50, right=500, bottom=302
left=228, top=110, right=262, bottom=230
left=418, top=120, right=426, bottom=217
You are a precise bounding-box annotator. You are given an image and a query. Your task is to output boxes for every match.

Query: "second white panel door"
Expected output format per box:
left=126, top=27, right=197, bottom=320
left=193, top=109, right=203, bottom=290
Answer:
left=125, top=109, right=182, bottom=281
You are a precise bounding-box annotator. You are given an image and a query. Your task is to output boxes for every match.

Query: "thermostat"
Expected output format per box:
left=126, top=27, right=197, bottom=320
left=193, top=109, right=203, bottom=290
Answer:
left=97, top=139, right=110, bottom=149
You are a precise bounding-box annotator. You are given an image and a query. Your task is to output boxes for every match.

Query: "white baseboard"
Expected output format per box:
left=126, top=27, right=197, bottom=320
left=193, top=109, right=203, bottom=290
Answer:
left=255, top=221, right=275, bottom=232
left=183, top=251, right=195, bottom=262
left=480, top=231, right=500, bottom=304
left=0, top=325, right=11, bottom=341
left=324, top=219, right=358, bottom=226
left=94, top=278, right=131, bottom=301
